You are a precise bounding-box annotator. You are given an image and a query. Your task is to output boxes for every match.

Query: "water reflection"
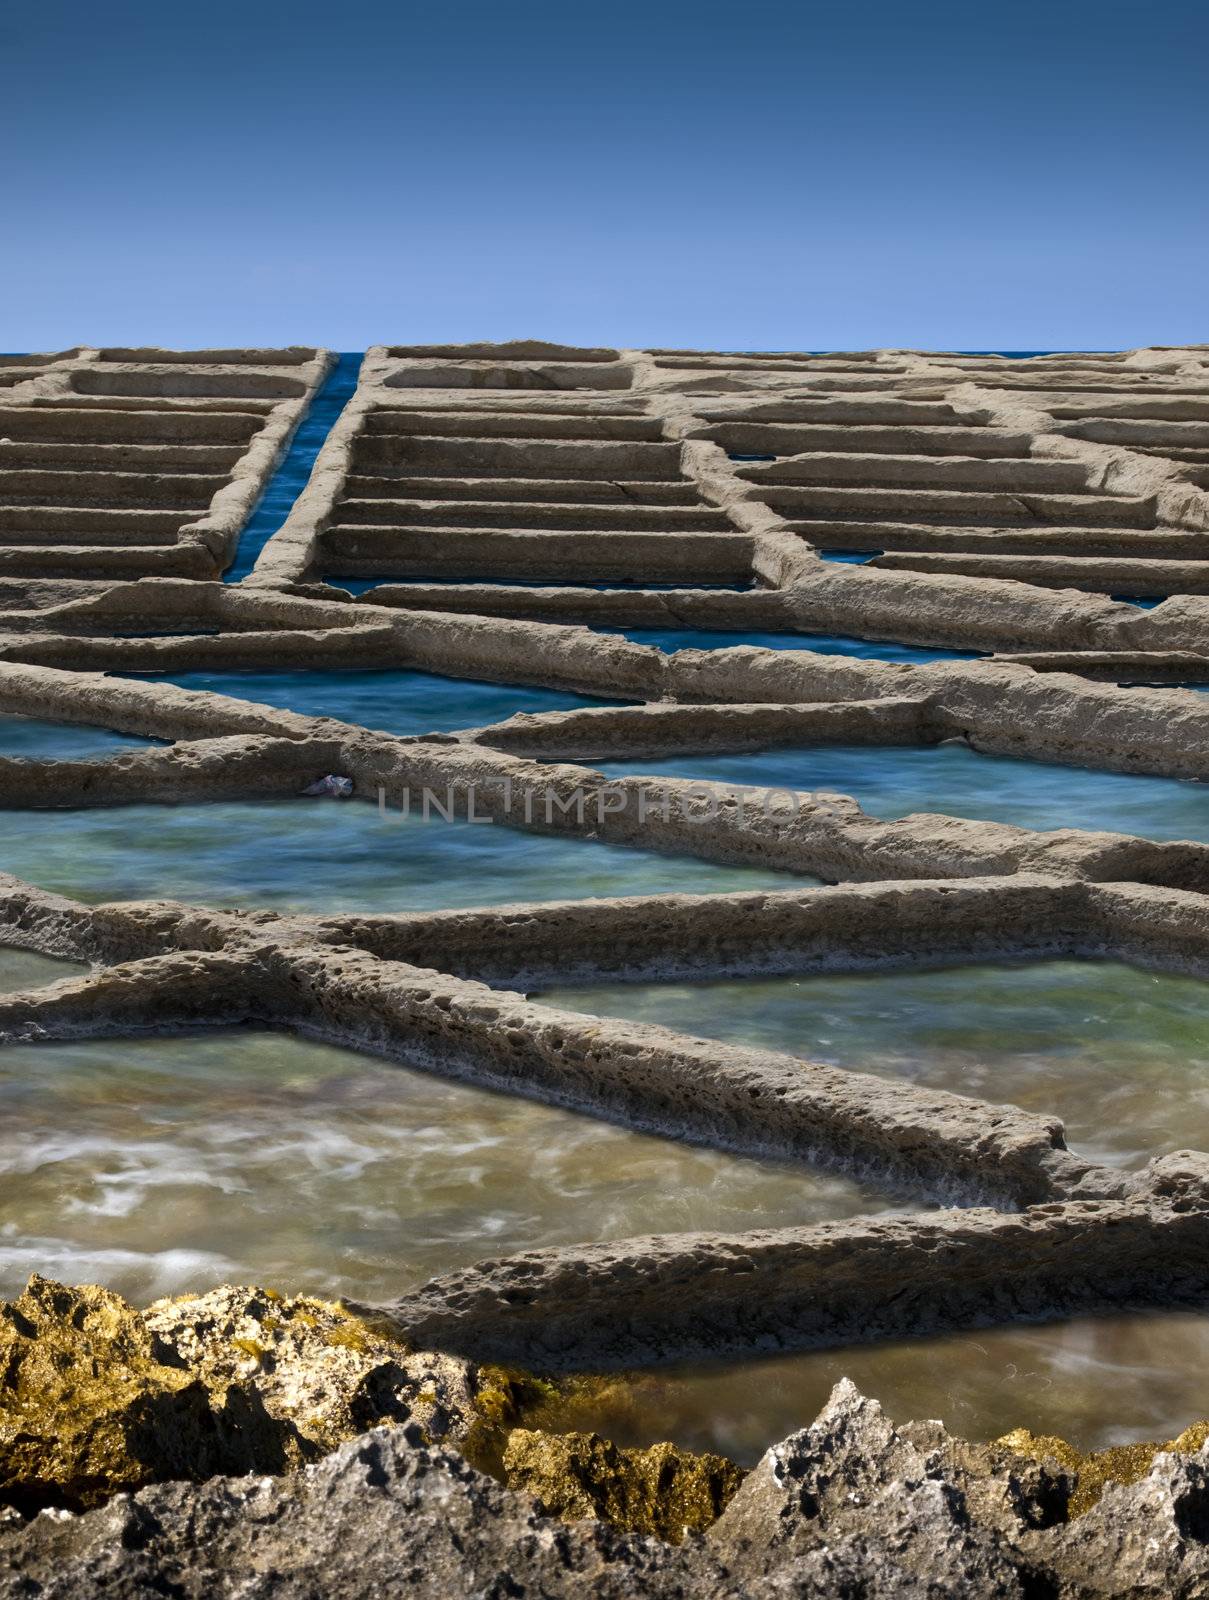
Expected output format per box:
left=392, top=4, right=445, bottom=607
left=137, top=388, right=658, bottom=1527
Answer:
left=532, top=1312, right=1209, bottom=1462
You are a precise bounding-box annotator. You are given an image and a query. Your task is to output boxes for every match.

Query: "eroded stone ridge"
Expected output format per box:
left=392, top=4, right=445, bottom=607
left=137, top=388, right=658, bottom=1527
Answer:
left=0, top=346, right=333, bottom=586
left=2, top=344, right=1209, bottom=1589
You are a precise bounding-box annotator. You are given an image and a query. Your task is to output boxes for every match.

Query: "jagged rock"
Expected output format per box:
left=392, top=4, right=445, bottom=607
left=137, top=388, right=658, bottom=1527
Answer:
left=708, top=1379, right=1047, bottom=1595
left=501, top=1427, right=744, bottom=1541
left=999, top=1419, right=1209, bottom=1517
left=0, top=1277, right=481, bottom=1517
left=0, top=1425, right=721, bottom=1600
left=6, top=1317, right=1209, bottom=1598
left=143, top=1283, right=477, bottom=1451
left=0, top=1276, right=298, bottom=1513
left=899, top=1418, right=1073, bottom=1533
left=1026, top=1445, right=1209, bottom=1596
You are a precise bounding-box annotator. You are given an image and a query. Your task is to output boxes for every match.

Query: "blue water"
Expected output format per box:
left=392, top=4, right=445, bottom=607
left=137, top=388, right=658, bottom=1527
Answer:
left=599, top=743, right=1209, bottom=841
left=328, top=578, right=382, bottom=596
left=0, top=717, right=159, bottom=761
left=0, top=800, right=816, bottom=912
left=820, top=551, right=879, bottom=564
left=326, top=578, right=756, bottom=592
left=122, top=668, right=628, bottom=737
left=224, top=353, right=363, bottom=582
left=611, top=628, right=978, bottom=663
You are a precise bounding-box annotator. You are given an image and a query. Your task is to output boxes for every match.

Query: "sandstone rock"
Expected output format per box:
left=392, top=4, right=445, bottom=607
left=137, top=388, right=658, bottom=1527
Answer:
left=0, top=1277, right=479, bottom=1516
left=999, top=1418, right=1209, bottom=1518
left=501, top=1427, right=744, bottom=1541
left=4, top=1378, right=1209, bottom=1596
left=1027, top=1445, right=1209, bottom=1596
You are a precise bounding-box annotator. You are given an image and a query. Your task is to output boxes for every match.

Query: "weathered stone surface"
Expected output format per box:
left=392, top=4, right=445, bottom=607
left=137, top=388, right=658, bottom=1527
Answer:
left=5, top=1380, right=1209, bottom=1596
left=0, top=1425, right=718, bottom=1599
left=710, top=1380, right=1057, bottom=1593
left=501, top=1427, right=744, bottom=1541
left=0, top=1276, right=296, bottom=1513
left=378, top=1177, right=1209, bottom=1370
left=1000, top=1417, right=1209, bottom=1518
left=1026, top=1447, right=1209, bottom=1596
left=142, top=1283, right=477, bottom=1453
left=0, top=1278, right=475, bottom=1515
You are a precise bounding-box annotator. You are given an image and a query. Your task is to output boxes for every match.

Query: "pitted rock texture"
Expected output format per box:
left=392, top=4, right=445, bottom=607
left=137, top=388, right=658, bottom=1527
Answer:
left=5, top=347, right=1209, bottom=1591
left=500, top=1427, right=745, bottom=1542
left=0, top=1278, right=474, bottom=1514
left=0, top=1425, right=716, bottom=1600
left=6, top=1380, right=1209, bottom=1597
left=0, top=1276, right=296, bottom=1514
left=141, top=1284, right=477, bottom=1454
left=1000, top=1420, right=1209, bottom=1519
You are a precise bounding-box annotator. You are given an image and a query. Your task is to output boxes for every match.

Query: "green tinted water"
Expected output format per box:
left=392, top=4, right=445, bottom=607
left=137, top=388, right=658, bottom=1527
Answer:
left=538, top=960, right=1209, bottom=1169
left=0, top=799, right=814, bottom=912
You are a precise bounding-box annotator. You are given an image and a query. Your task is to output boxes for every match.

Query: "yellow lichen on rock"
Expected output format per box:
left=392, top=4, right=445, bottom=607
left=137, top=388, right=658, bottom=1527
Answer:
left=501, top=1426, right=745, bottom=1542
left=459, top=1362, right=562, bottom=1476
left=143, top=1283, right=477, bottom=1454
left=0, top=1275, right=297, bottom=1513
left=997, top=1420, right=1209, bottom=1518
left=0, top=1277, right=481, bottom=1515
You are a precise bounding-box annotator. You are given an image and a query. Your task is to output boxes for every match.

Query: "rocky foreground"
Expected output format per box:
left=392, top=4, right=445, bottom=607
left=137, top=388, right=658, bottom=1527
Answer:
left=2, top=1279, right=1209, bottom=1597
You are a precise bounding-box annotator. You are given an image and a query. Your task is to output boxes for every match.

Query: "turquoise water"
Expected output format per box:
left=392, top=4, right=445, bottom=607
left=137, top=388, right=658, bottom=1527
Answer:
left=611, top=627, right=977, bottom=662
left=123, top=668, right=625, bottom=736
left=327, top=579, right=756, bottom=591
left=0, top=798, right=814, bottom=912
left=0, top=716, right=159, bottom=761
left=538, top=960, right=1209, bottom=1170
left=600, top=742, right=1209, bottom=841
left=0, top=1027, right=879, bottom=1305
left=224, top=353, right=363, bottom=582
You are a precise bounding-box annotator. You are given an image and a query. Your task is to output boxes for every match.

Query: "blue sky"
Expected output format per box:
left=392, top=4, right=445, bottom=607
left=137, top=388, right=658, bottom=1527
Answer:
left=3, top=0, right=1206, bottom=352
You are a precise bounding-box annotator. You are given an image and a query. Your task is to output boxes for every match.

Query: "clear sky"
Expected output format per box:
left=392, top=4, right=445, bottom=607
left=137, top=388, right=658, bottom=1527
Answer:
left=3, top=0, right=1206, bottom=353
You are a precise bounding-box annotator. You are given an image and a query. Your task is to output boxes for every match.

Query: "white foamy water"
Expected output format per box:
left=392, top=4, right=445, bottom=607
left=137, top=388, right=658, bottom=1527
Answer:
left=0, top=1028, right=881, bottom=1305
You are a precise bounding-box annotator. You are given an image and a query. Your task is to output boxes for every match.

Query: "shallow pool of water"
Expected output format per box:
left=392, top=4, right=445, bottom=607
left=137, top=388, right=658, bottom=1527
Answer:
left=601, top=742, right=1209, bottom=841
left=0, top=947, right=81, bottom=993
left=0, top=1029, right=881, bottom=1306
left=529, top=1311, right=1209, bottom=1462
left=0, top=715, right=158, bottom=762
left=606, top=628, right=977, bottom=663
left=538, top=960, right=1209, bottom=1169
left=0, top=798, right=813, bottom=912
left=125, top=667, right=624, bottom=737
